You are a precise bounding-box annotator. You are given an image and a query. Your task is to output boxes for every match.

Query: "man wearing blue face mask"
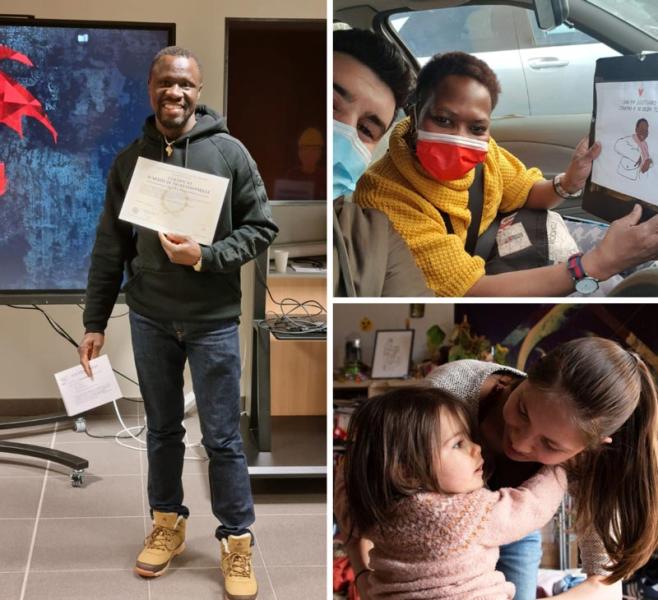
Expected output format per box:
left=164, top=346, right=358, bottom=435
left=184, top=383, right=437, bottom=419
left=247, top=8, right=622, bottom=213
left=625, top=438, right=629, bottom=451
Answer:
left=333, top=28, right=433, bottom=297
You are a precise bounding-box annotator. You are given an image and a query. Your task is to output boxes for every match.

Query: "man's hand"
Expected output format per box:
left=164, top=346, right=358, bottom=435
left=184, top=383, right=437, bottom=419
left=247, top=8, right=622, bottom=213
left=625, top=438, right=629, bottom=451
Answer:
left=641, top=158, right=653, bottom=173
left=78, top=332, right=105, bottom=378
left=562, top=137, right=602, bottom=193
left=584, top=204, right=658, bottom=280
left=158, top=232, right=202, bottom=266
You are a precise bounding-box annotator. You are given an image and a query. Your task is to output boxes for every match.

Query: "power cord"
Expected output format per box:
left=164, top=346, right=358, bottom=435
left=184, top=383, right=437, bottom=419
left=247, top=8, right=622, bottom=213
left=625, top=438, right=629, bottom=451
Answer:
left=107, top=398, right=206, bottom=461
left=77, top=304, right=129, bottom=319
left=84, top=422, right=146, bottom=439
left=7, top=305, right=227, bottom=461
left=8, top=304, right=142, bottom=393
left=255, top=261, right=327, bottom=336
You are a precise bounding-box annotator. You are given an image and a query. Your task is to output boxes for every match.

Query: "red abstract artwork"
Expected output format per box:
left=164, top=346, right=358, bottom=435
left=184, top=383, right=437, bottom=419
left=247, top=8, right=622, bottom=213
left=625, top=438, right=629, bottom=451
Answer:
left=0, top=45, right=58, bottom=196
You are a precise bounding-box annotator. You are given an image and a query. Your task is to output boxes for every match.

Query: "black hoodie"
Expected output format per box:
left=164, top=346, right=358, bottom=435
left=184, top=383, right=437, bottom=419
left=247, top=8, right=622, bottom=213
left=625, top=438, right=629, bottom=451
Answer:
left=83, top=105, right=278, bottom=332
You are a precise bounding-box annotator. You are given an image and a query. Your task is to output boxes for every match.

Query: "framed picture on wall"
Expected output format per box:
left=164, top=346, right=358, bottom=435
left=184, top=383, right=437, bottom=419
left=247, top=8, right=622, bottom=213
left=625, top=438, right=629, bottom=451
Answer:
left=371, top=329, right=415, bottom=379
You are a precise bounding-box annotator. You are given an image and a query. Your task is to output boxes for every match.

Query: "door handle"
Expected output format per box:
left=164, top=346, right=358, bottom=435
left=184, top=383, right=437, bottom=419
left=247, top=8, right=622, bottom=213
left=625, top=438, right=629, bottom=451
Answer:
left=527, top=57, right=569, bottom=69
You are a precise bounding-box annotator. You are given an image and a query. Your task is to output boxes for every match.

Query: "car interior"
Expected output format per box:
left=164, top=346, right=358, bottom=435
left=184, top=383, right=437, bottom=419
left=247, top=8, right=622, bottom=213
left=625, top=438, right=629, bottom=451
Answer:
left=334, top=0, right=658, bottom=295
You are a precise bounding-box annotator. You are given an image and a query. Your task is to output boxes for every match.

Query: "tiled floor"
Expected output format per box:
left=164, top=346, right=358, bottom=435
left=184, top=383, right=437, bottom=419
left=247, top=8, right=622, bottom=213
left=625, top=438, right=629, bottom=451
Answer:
left=0, top=401, right=327, bottom=600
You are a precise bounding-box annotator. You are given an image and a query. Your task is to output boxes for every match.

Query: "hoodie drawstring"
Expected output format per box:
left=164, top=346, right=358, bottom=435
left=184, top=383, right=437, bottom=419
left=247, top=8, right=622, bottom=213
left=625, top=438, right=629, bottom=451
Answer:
left=184, top=138, right=189, bottom=168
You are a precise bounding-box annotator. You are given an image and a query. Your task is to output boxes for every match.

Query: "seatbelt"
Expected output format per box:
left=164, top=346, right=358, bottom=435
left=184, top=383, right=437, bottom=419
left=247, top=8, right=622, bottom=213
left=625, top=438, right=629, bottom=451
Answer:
left=464, top=163, right=484, bottom=255
left=473, top=213, right=500, bottom=261
left=438, top=163, right=499, bottom=260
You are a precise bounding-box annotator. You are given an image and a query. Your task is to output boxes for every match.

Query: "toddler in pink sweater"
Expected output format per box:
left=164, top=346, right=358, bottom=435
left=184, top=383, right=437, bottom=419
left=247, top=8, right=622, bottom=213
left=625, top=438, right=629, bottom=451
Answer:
left=340, top=386, right=567, bottom=599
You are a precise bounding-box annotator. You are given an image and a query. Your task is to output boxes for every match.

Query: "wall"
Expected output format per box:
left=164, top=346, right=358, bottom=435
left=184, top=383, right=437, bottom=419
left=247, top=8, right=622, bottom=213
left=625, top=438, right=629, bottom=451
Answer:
left=333, top=303, right=455, bottom=370
left=0, top=0, right=326, bottom=402
left=226, top=20, right=326, bottom=201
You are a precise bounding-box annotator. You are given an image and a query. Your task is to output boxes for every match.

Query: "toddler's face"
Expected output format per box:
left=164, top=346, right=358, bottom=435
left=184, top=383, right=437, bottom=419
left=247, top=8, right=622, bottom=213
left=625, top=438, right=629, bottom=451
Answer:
left=435, top=407, right=484, bottom=494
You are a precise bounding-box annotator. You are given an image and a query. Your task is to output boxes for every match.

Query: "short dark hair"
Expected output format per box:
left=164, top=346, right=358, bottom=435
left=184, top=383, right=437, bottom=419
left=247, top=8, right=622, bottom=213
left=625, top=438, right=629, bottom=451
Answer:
left=333, top=28, right=414, bottom=110
left=415, top=51, right=501, bottom=112
left=636, top=118, right=649, bottom=129
left=149, top=46, right=203, bottom=81
left=343, top=386, right=476, bottom=536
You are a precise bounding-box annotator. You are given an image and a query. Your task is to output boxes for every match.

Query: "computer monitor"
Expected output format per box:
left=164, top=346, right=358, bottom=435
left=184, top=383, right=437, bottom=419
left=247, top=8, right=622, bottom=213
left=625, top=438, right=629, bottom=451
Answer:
left=269, top=200, right=326, bottom=259
left=0, top=17, right=174, bottom=304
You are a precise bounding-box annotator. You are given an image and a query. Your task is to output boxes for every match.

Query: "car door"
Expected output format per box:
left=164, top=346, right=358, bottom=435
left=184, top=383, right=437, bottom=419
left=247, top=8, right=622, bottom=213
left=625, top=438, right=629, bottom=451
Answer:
left=390, top=4, right=531, bottom=118
left=517, top=10, right=621, bottom=117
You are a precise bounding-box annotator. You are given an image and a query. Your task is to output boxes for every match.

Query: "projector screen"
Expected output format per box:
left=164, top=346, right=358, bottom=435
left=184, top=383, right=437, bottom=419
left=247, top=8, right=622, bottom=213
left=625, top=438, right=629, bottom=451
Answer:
left=0, top=18, right=174, bottom=303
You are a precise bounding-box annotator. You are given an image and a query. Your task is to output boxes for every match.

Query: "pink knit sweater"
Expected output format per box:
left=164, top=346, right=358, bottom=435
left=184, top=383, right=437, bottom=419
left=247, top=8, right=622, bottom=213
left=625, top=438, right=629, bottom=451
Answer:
left=339, top=466, right=567, bottom=599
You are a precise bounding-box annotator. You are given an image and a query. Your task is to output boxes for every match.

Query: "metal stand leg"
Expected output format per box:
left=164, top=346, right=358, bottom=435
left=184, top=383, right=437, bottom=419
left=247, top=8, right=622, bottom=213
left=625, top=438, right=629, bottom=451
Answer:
left=249, top=322, right=271, bottom=451
left=0, top=413, right=89, bottom=487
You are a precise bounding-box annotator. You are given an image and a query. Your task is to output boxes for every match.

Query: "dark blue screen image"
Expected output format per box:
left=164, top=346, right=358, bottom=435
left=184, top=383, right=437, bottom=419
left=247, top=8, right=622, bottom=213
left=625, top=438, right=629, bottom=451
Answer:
left=0, top=23, right=171, bottom=294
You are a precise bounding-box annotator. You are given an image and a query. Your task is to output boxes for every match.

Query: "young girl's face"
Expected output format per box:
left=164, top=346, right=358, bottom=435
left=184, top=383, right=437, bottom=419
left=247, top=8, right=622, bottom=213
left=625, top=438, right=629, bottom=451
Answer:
left=501, top=380, right=588, bottom=465
left=435, top=407, right=485, bottom=494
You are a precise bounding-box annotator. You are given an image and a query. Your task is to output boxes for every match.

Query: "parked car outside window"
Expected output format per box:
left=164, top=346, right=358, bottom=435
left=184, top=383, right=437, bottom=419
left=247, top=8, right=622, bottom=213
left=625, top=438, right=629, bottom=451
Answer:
left=389, top=4, right=620, bottom=117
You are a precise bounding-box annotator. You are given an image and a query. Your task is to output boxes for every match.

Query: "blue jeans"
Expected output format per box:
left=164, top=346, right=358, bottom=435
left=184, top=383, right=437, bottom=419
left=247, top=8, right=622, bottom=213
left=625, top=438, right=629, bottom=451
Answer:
left=497, top=530, right=543, bottom=600
left=129, top=310, right=255, bottom=540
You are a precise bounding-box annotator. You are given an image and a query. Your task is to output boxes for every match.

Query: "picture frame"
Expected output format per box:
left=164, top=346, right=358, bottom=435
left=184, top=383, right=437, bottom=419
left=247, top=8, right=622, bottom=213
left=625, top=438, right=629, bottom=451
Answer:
left=371, top=329, right=415, bottom=379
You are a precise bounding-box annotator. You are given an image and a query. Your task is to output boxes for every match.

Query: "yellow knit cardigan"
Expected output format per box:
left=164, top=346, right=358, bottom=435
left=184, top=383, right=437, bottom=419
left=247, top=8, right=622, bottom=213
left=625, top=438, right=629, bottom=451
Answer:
left=354, top=118, right=544, bottom=296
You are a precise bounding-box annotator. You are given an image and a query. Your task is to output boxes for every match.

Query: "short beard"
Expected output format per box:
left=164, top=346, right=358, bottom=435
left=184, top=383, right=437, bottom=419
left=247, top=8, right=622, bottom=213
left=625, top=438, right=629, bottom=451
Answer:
left=157, top=106, right=195, bottom=136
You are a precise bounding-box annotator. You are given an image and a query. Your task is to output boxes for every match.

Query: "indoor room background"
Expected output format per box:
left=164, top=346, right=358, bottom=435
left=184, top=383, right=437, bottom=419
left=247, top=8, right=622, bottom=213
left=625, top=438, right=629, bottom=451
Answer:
left=0, top=0, right=325, bottom=411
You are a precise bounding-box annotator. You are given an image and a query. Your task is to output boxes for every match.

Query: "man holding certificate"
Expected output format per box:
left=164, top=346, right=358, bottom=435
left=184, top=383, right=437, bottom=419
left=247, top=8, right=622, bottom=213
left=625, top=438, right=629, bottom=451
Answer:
left=78, top=46, right=277, bottom=600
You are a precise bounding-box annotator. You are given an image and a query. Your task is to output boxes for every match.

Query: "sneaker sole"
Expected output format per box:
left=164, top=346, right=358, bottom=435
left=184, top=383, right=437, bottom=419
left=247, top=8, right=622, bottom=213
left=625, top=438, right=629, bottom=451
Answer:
left=134, top=542, right=186, bottom=578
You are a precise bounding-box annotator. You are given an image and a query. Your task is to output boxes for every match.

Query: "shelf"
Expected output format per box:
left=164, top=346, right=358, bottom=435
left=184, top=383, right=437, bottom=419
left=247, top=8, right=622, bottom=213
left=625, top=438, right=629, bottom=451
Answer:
left=333, top=378, right=421, bottom=389
left=242, top=415, right=326, bottom=478
left=268, top=199, right=325, bottom=207
left=268, top=269, right=326, bottom=279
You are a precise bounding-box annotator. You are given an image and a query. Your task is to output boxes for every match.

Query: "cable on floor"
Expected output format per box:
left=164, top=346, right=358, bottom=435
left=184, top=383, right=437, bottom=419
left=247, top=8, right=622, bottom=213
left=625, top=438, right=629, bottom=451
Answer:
left=6, top=304, right=205, bottom=459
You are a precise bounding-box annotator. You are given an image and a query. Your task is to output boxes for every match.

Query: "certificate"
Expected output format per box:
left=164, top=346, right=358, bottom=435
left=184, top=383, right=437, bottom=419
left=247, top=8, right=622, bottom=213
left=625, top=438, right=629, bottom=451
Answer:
left=582, top=54, right=658, bottom=222
left=119, top=157, right=229, bottom=245
left=591, top=80, right=658, bottom=207
left=54, top=355, right=123, bottom=416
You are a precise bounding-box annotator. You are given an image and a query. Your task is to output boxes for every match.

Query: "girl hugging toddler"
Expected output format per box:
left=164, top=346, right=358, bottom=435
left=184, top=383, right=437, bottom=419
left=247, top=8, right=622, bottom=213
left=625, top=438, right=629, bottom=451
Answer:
left=341, top=386, right=567, bottom=600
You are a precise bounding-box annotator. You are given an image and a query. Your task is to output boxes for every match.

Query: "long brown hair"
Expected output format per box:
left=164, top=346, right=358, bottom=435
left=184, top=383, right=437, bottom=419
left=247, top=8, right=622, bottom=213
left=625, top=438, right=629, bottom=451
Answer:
left=529, top=337, right=658, bottom=582
left=343, top=386, right=475, bottom=536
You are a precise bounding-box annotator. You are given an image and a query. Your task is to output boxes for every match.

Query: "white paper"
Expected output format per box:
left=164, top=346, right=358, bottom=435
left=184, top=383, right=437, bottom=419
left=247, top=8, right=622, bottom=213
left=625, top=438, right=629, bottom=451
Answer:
left=119, top=157, right=229, bottom=245
left=289, top=264, right=325, bottom=273
left=496, top=214, right=532, bottom=257
left=54, top=355, right=123, bottom=416
left=546, top=211, right=579, bottom=264
left=591, top=81, right=658, bottom=206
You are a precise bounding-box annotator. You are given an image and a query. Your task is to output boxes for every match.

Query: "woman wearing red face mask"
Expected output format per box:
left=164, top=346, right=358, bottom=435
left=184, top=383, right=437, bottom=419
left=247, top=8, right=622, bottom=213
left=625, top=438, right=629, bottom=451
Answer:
left=353, top=51, right=658, bottom=297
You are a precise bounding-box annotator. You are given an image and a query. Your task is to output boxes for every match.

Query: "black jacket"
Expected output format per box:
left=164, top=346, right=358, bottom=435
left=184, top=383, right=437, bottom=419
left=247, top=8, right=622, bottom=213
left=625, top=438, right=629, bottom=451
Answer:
left=83, top=105, right=278, bottom=332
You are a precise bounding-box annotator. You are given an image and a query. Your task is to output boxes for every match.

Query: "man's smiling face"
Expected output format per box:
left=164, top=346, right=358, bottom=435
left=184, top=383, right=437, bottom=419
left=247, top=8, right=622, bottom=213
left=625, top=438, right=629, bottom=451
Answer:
left=148, top=55, right=203, bottom=138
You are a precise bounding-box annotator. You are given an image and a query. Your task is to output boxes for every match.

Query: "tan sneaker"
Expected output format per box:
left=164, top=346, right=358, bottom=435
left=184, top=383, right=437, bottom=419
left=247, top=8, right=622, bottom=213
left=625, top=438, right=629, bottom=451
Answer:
left=134, top=511, right=186, bottom=577
left=220, top=533, right=257, bottom=600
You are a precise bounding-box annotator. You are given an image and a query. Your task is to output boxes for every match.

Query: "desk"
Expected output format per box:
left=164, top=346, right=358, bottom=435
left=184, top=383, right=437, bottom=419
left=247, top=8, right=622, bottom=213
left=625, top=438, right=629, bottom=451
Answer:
left=250, top=319, right=326, bottom=452
left=248, top=217, right=327, bottom=476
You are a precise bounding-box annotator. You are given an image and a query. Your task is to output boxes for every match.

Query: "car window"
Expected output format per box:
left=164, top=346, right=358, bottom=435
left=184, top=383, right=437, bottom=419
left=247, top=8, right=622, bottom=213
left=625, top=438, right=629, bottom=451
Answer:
left=585, top=0, right=658, bottom=40
left=527, top=17, right=598, bottom=49
left=390, top=5, right=528, bottom=117
left=390, top=6, right=517, bottom=57
left=388, top=4, right=619, bottom=118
